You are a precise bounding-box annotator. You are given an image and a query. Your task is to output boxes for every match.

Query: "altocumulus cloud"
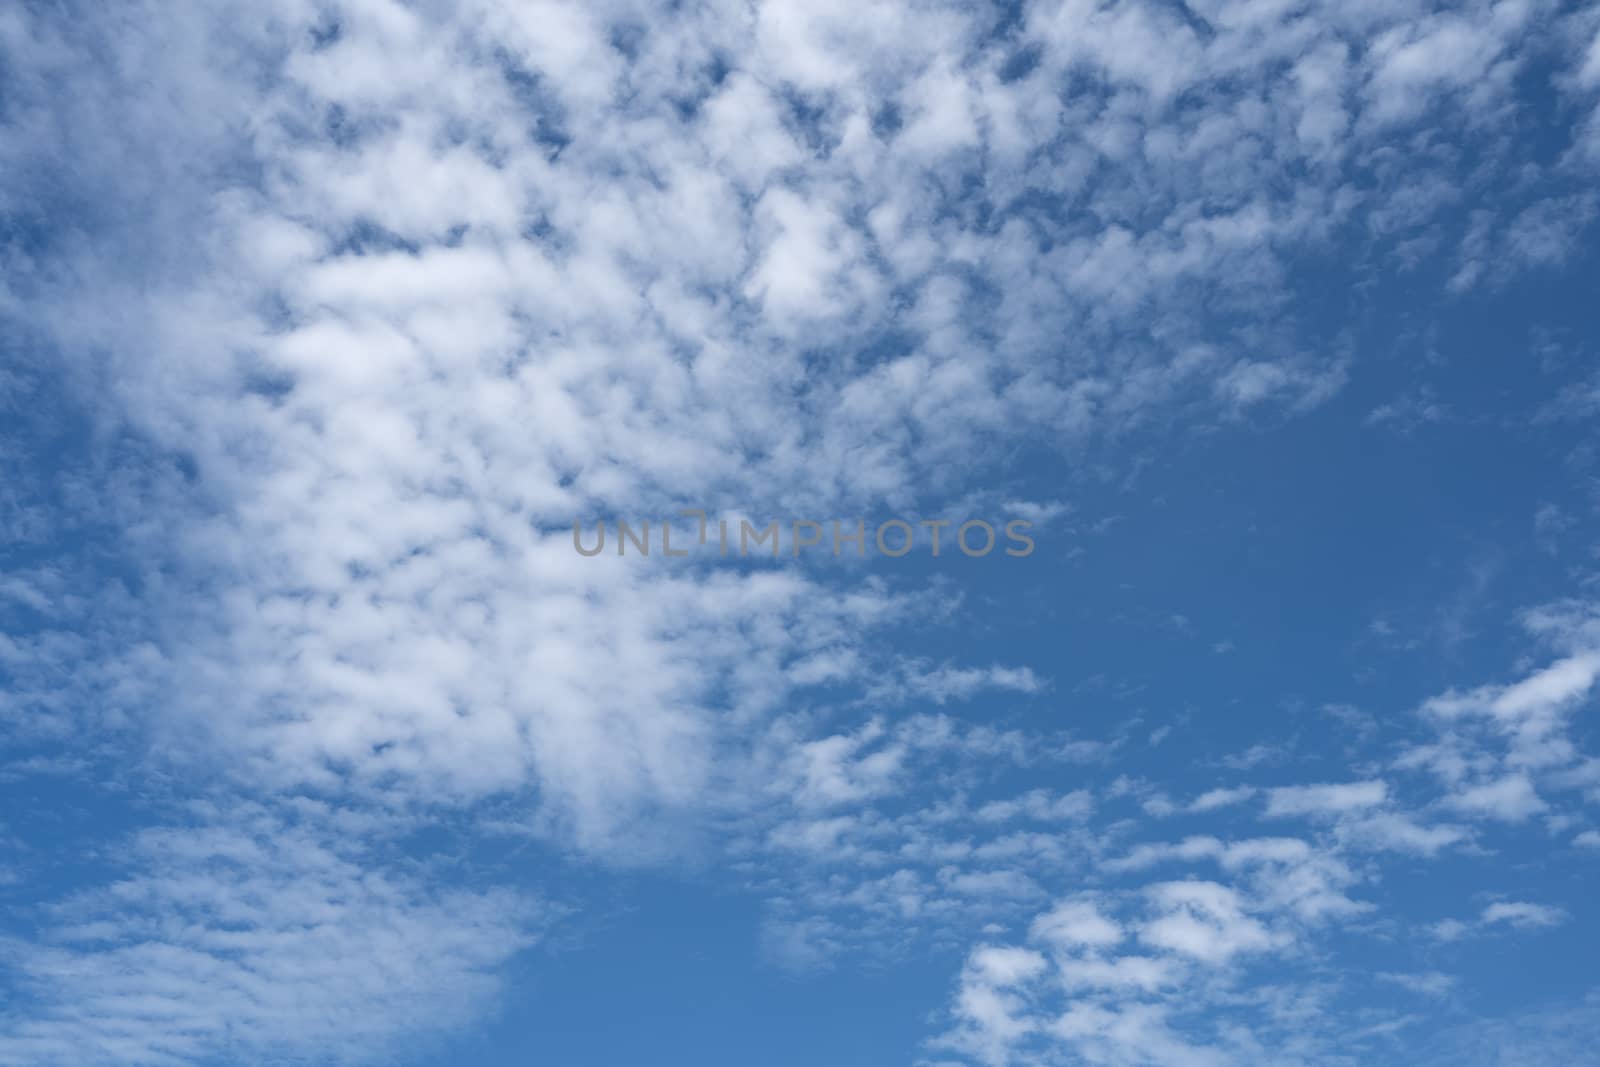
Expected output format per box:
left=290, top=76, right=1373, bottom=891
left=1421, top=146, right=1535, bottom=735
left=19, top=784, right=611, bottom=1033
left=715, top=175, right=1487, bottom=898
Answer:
left=2, top=0, right=1600, bottom=1064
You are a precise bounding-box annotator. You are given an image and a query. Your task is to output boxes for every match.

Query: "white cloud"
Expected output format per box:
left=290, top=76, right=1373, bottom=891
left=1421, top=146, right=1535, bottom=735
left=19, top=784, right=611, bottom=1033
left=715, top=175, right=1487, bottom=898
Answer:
left=946, top=945, right=1048, bottom=1066
left=1481, top=901, right=1567, bottom=930
left=1364, top=9, right=1527, bottom=127
left=1445, top=774, right=1548, bottom=823
left=1424, top=653, right=1600, bottom=727
left=1029, top=897, right=1124, bottom=950
left=1188, top=786, right=1256, bottom=813
left=5, top=0, right=1600, bottom=1062
left=868, top=663, right=1048, bottom=707
left=975, top=789, right=1093, bottom=824
left=1378, top=971, right=1457, bottom=997
left=1264, top=780, right=1388, bottom=818
left=6, top=0, right=1581, bottom=876
left=1139, top=880, right=1279, bottom=964
left=0, top=811, right=539, bottom=1067
left=1336, top=812, right=1470, bottom=856
left=1430, top=899, right=1568, bottom=942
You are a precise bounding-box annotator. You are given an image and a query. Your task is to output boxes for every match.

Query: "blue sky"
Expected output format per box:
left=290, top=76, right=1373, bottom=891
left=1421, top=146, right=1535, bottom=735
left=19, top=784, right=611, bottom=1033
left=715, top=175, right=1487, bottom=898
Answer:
left=3, top=1, right=1600, bottom=1064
